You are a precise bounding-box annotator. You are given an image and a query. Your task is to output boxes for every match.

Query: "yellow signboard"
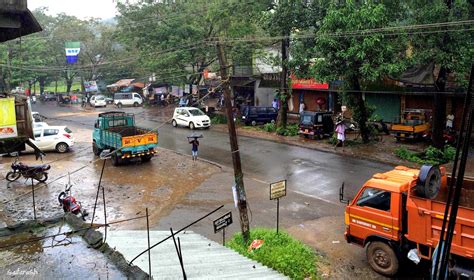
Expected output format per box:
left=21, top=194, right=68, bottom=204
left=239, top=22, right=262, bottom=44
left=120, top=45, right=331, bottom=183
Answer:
left=0, top=98, right=17, bottom=139
left=270, top=180, right=287, bottom=200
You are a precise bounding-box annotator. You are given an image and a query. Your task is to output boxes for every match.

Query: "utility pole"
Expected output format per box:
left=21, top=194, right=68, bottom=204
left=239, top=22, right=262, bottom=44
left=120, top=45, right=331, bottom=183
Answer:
left=216, top=41, right=250, bottom=243
left=277, top=35, right=290, bottom=129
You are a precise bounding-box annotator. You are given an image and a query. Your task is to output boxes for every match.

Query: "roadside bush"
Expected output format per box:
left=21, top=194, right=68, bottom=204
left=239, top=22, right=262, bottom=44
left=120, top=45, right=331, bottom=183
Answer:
left=226, top=228, right=318, bottom=280
left=211, top=114, right=227, bottom=124
left=276, top=124, right=299, bottom=136
left=263, top=122, right=276, bottom=132
left=395, top=145, right=456, bottom=165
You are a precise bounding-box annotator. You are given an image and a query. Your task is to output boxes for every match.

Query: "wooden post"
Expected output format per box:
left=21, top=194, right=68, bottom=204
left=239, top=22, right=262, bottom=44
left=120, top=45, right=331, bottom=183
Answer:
left=216, top=41, right=250, bottom=243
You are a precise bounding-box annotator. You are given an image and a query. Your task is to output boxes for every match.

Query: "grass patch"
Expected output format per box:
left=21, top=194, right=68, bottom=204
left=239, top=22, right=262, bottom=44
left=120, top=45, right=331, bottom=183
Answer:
left=226, top=228, right=318, bottom=279
left=211, top=114, right=227, bottom=124
left=395, top=145, right=456, bottom=165
left=276, top=124, right=299, bottom=136
left=44, top=81, right=81, bottom=93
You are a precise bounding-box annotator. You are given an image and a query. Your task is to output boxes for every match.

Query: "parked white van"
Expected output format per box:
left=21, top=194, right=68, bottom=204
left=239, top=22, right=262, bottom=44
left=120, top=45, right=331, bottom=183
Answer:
left=172, top=107, right=211, bottom=129
left=114, top=92, right=143, bottom=108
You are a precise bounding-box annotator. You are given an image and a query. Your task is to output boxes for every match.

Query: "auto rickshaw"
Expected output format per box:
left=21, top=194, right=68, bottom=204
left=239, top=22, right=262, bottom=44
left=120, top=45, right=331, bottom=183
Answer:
left=299, top=111, right=334, bottom=139
left=57, top=93, right=71, bottom=104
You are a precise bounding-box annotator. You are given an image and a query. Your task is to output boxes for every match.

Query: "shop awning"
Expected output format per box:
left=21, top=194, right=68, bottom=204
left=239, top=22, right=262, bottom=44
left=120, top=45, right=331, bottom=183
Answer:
left=0, top=2, right=42, bottom=43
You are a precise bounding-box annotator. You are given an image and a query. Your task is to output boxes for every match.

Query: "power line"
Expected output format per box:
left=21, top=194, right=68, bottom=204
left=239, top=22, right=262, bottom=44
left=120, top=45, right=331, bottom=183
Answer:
left=4, top=25, right=473, bottom=73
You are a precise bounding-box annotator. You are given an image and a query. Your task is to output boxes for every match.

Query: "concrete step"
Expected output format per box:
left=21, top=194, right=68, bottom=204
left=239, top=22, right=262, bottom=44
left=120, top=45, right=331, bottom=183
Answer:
left=107, top=230, right=288, bottom=280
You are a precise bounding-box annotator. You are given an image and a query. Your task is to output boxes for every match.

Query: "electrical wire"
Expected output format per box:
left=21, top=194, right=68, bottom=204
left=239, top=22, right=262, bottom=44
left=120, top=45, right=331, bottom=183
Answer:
left=5, top=19, right=473, bottom=69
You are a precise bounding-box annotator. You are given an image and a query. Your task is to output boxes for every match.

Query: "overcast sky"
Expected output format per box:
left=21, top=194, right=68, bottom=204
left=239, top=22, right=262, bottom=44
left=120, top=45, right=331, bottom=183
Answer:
left=29, top=0, right=118, bottom=19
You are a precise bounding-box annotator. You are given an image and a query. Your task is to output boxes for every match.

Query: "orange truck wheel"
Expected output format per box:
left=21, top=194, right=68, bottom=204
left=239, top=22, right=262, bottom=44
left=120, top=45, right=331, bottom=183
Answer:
left=366, top=241, right=399, bottom=276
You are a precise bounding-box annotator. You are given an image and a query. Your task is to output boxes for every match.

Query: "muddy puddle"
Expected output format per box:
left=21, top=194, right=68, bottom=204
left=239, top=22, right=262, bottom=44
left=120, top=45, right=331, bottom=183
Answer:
left=0, top=223, right=124, bottom=279
left=1, top=148, right=219, bottom=232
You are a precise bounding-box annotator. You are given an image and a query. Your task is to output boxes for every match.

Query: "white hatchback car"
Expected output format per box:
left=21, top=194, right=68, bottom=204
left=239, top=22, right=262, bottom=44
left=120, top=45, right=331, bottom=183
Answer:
left=90, top=95, right=107, bottom=108
left=25, top=126, right=75, bottom=153
left=33, top=122, right=49, bottom=129
left=172, top=107, right=211, bottom=129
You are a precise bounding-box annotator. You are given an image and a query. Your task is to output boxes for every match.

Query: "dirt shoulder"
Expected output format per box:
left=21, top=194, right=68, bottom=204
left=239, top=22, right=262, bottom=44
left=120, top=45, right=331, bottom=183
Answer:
left=0, top=147, right=220, bottom=229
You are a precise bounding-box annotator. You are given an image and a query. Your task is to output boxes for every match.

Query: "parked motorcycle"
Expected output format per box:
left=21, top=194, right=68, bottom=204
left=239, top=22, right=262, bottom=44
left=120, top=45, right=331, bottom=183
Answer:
left=5, top=158, right=50, bottom=183
left=58, top=184, right=88, bottom=220
left=423, top=129, right=457, bottom=146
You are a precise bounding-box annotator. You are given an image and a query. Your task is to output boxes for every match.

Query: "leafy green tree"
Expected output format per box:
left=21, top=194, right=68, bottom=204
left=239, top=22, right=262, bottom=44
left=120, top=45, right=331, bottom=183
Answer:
left=261, top=0, right=316, bottom=129
left=406, top=0, right=473, bottom=148
left=312, top=1, right=408, bottom=143
left=116, top=0, right=268, bottom=87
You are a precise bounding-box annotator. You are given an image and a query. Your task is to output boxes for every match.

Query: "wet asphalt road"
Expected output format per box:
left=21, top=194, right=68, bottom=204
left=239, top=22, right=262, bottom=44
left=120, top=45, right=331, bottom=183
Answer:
left=35, top=102, right=392, bottom=206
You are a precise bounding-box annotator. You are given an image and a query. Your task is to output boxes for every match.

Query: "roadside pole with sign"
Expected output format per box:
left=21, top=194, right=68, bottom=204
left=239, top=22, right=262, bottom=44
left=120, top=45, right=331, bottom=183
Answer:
left=213, top=212, right=233, bottom=245
left=270, top=180, right=287, bottom=234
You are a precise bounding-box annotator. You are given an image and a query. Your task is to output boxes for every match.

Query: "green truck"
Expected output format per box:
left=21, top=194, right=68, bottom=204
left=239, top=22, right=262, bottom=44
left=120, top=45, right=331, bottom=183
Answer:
left=92, top=112, right=158, bottom=166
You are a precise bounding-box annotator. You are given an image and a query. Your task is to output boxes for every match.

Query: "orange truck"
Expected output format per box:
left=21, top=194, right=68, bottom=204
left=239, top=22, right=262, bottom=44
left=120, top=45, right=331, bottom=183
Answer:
left=340, top=165, right=474, bottom=277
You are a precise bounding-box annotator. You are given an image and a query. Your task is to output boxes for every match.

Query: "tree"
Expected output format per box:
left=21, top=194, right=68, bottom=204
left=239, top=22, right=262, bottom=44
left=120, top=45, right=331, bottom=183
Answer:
left=261, top=0, right=316, bottom=129
left=312, top=1, right=407, bottom=143
left=406, top=0, right=473, bottom=148
left=116, top=0, right=268, bottom=87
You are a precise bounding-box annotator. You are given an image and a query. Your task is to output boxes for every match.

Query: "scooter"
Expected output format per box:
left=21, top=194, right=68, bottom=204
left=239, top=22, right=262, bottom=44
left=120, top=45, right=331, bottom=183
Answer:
left=58, top=184, right=88, bottom=220
left=6, top=158, right=50, bottom=183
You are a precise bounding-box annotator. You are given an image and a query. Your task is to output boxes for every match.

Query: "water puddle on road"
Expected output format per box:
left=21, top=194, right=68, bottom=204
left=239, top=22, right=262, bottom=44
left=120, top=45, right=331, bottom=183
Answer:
left=0, top=224, right=125, bottom=279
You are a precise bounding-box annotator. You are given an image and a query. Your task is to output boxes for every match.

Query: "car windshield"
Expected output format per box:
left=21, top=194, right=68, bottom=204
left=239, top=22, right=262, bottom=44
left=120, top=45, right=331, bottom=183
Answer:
left=64, top=127, right=72, bottom=133
left=189, top=109, right=205, bottom=116
left=96, top=96, right=105, bottom=100
left=301, top=115, right=313, bottom=124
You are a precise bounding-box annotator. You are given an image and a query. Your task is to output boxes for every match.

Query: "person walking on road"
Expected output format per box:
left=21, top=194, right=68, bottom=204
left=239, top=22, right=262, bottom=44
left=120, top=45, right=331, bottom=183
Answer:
left=189, top=138, right=199, bottom=161
left=334, top=117, right=346, bottom=151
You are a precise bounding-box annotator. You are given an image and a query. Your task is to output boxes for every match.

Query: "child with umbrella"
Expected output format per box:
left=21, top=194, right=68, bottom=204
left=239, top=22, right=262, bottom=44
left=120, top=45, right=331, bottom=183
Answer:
left=187, top=133, right=203, bottom=161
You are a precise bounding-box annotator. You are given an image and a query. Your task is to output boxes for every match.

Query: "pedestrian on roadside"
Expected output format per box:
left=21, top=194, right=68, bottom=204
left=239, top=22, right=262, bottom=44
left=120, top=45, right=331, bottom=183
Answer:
left=272, top=98, right=278, bottom=110
left=299, top=101, right=305, bottom=114
left=160, top=94, right=165, bottom=106
left=189, top=137, right=199, bottom=161
left=446, top=112, right=455, bottom=131
left=334, top=117, right=346, bottom=151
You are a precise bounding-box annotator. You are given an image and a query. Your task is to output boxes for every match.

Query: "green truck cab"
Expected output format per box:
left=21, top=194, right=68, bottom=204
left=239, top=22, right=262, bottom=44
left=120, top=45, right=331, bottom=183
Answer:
left=92, top=112, right=158, bottom=166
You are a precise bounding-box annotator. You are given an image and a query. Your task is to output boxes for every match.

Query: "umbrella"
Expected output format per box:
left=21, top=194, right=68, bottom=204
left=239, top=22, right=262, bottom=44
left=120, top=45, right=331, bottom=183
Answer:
left=187, top=133, right=203, bottom=139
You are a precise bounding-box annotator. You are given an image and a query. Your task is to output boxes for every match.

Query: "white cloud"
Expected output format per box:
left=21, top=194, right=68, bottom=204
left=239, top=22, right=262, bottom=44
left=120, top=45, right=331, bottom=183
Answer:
left=28, top=0, right=118, bottom=20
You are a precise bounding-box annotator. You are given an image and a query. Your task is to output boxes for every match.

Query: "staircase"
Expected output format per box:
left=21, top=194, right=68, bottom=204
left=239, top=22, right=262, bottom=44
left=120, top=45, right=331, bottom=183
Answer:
left=107, top=230, right=288, bottom=280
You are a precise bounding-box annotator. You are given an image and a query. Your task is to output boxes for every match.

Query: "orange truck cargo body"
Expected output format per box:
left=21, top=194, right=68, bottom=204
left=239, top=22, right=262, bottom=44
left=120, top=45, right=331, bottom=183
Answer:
left=406, top=181, right=474, bottom=259
left=344, top=166, right=474, bottom=276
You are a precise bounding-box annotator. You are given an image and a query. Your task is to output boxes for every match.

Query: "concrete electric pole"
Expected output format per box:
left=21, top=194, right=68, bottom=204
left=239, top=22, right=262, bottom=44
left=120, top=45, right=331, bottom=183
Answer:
left=216, top=41, right=250, bottom=243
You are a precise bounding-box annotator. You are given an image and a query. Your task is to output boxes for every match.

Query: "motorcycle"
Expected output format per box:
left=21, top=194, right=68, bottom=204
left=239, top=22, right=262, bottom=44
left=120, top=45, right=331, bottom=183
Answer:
left=5, top=158, right=50, bottom=183
left=58, top=184, right=88, bottom=220
left=423, top=129, right=457, bottom=146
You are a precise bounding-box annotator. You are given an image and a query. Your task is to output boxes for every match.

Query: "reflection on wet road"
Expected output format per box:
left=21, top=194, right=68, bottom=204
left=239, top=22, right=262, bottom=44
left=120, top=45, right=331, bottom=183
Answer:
left=34, top=103, right=392, bottom=206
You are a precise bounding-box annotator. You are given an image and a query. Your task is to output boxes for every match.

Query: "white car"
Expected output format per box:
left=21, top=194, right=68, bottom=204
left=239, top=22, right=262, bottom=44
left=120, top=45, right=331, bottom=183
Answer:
left=90, top=95, right=107, bottom=108
left=32, top=111, right=46, bottom=122
left=114, top=92, right=143, bottom=108
left=25, top=126, right=75, bottom=153
left=172, top=107, right=211, bottom=129
left=33, top=122, right=49, bottom=128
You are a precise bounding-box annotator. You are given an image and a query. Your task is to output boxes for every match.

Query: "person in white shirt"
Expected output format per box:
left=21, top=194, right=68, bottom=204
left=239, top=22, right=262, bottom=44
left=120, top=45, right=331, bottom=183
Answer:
left=446, top=113, right=454, bottom=130
left=299, top=101, right=305, bottom=114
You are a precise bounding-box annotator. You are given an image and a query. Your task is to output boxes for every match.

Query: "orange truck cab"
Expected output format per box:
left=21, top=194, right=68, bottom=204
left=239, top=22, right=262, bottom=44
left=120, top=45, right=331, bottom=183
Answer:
left=341, top=165, right=474, bottom=277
